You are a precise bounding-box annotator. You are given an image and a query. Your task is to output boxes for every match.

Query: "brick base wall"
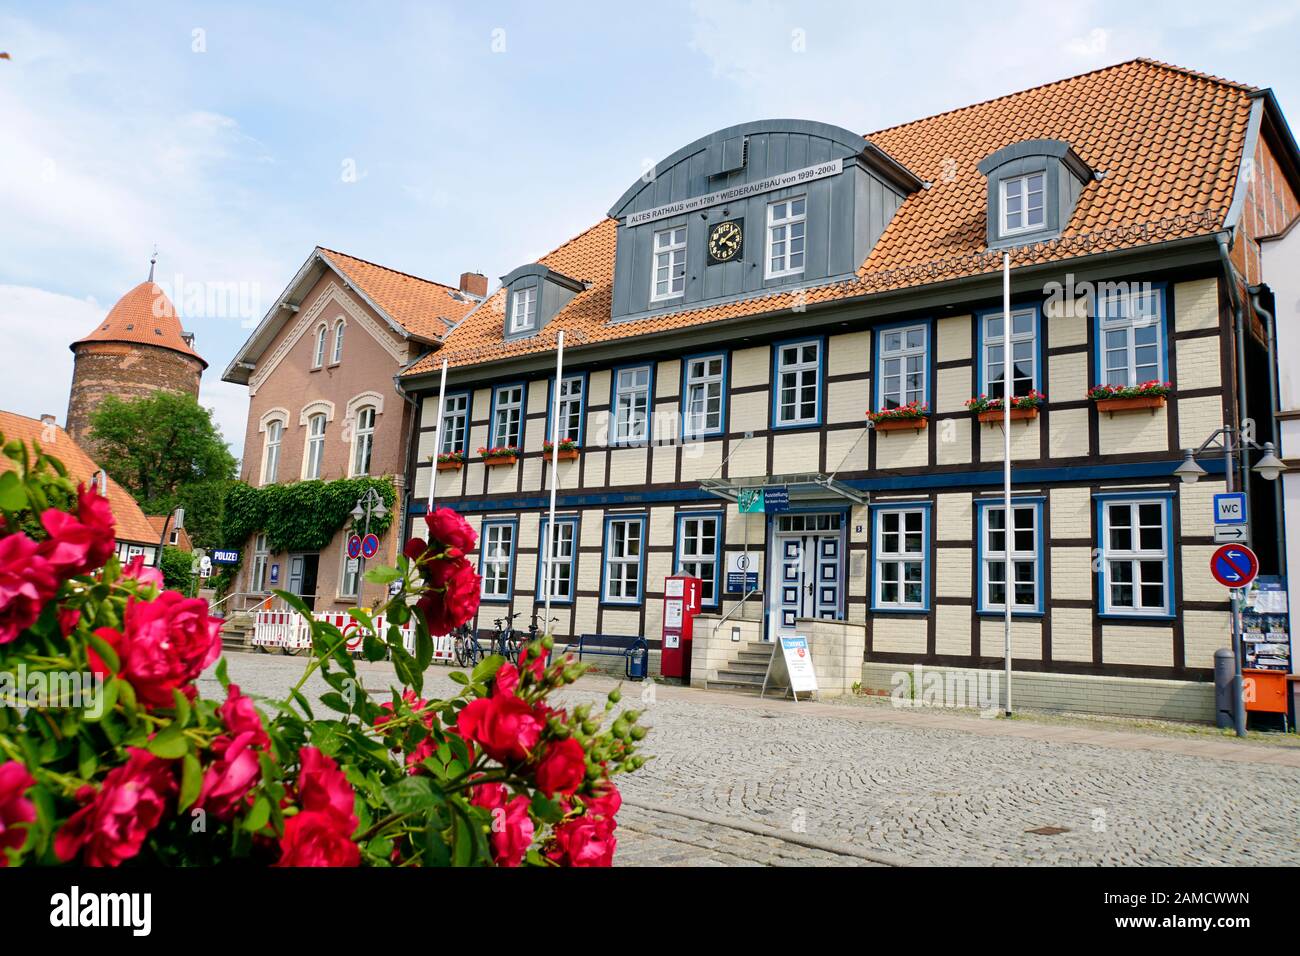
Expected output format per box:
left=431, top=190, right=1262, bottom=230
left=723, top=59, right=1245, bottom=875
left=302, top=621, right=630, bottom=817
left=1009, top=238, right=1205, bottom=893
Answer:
left=66, top=343, right=203, bottom=448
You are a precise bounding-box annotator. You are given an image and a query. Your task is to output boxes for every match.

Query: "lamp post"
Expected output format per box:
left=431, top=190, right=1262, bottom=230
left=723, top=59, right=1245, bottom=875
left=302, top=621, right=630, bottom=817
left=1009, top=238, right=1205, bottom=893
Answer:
left=1175, top=426, right=1286, bottom=737
left=350, top=488, right=388, bottom=603
left=154, top=506, right=184, bottom=568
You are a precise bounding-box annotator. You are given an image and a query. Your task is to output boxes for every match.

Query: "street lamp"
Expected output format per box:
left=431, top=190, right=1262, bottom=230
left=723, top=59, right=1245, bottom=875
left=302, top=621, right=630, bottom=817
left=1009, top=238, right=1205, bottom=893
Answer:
left=352, top=489, right=388, bottom=601
left=1174, top=426, right=1287, bottom=738
left=154, top=505, right=184, bottom=568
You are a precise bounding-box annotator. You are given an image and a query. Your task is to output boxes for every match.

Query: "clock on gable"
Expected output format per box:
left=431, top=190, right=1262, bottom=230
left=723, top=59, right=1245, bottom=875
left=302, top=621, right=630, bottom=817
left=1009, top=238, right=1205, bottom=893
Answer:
left=706, top=219, right=744, bottom=265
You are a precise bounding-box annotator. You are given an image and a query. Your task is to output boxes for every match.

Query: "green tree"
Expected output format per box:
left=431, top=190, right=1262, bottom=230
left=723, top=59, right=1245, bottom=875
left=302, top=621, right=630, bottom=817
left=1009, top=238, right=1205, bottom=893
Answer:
left=159, top=544, right=196, bottom=594
left=88, top=391, right=239, bottom=549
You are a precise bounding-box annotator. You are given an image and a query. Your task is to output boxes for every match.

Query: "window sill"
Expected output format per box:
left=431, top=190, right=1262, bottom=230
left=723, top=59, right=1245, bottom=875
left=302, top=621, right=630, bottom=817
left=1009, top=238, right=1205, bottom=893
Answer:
left=1096, top=612, right=1176, bottom=622
left=479, top=596, right=512, bottom=605
left=869, top=605, right=931, bottom=616
left=976, top=609, right=1045, bottom=618
left=771, top=419, right=821, bottom=431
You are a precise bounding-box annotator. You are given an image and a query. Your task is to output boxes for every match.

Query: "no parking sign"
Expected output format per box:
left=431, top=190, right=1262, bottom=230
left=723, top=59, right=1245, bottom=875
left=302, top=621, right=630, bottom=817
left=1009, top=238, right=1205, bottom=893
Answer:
left=1210, top=545, right=1259, bottom=590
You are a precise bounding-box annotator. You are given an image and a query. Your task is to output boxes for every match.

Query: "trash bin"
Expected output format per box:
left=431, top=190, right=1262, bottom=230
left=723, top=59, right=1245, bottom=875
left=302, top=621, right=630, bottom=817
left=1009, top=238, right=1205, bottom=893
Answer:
left=1214, top=648, right=1236, bottom=729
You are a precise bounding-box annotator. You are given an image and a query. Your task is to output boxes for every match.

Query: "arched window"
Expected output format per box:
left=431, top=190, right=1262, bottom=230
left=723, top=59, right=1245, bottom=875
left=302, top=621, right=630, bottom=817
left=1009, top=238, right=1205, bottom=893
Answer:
left=312, top=325, right=327, bottom=368
left=332, top=320, right=345, bottom=364
left=304, top=413, right=327, bottom=479
left=352, top=405, right=376, bottom=476
left=262, top=419, right=284, bottom=485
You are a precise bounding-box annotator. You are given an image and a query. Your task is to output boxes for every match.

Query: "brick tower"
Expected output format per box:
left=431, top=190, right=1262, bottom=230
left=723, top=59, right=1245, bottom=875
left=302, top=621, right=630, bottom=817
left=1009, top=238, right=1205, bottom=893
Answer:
left=65, top=258, right=206, bottom=448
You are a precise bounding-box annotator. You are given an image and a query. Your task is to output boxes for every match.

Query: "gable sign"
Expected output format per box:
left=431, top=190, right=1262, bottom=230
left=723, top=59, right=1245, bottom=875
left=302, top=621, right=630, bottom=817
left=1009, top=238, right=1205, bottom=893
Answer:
left=626, top=158, right=842, bottom=227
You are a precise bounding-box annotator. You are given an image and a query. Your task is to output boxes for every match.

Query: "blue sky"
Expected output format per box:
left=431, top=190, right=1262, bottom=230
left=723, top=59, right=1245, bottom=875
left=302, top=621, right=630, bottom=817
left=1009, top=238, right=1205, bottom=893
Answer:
left=2, top=0, right=1299, bottom=459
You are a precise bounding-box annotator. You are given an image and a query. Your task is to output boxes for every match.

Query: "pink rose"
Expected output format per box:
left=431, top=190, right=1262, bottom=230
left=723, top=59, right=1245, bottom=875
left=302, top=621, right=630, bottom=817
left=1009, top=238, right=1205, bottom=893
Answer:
left=424, top=507, right=476, bottom=552
left=219, top=684, right=269, bottom=749
left=57, top=608, right=81, bottom=638
left=403, top=537, right=428, bottom=561
left=548, top=812, right=617, bottom=867
left=0, top=762, right=37, bottom=865
left=37, top=484, right=116, bottom=578
left=121, top=554, right=165, bottom=590
left=54, top=749, right=175, bottom=867
left=535, top=737, right=587, bottom=798
left=0, top=534, right=59, bottom=645
left=469, top=782, right=534, bottom=867
left=276, top=810, right=361, bottom=867
left=493, top=662, right=519, bottom=698
left=583, top=781, right=622, bottom=822
left=416, top=558, right=481, bottom=637
left=295, top=747, right=356, bottom=833
left=91, top=591, right=223, bottom=708
left=455, top=695, right=544, bottom=764
left=197, top=731, right=262, bottom=820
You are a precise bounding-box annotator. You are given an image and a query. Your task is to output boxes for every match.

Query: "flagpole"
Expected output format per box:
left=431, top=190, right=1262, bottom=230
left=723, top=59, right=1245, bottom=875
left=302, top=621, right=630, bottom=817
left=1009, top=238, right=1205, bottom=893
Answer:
left=543, top=331, right=565, bottom=638
left=1002, top=252, right=1013, bottom=717
left=427, top=359, right=448, bottom=514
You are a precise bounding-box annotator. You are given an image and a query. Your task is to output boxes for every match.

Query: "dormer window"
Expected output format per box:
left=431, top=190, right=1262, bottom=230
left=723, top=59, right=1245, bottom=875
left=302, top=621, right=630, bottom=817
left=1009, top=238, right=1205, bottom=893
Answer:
left=652, top=227, right=687, bottom=302
left=766, top=197, right=806, bottom=279
left=509, top=287, right=537, bottom=335
left=999, top=173, right=1045, bottom=235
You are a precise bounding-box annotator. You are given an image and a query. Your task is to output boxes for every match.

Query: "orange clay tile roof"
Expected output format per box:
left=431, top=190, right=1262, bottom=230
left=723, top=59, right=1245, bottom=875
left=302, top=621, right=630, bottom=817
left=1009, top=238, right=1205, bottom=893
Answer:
left=0, top=410, right=158, bottom=544
left=405, top=58, right=1255, bottom=376
left=73, top=281, right=206, bottom=367
left=319, top=248, right=480, bottom=342
left=145, top=514, right=192, bottom=551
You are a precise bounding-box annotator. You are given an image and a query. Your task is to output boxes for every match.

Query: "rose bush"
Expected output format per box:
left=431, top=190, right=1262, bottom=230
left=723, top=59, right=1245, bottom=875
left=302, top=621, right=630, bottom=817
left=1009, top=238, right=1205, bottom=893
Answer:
left=0, top=436, right=644, bottom=867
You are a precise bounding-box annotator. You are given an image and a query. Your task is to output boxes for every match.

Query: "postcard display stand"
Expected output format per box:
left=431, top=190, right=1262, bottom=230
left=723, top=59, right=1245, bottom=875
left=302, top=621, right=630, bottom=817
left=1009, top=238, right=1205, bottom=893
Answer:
left=1241, top=576, right=1291, bottom=671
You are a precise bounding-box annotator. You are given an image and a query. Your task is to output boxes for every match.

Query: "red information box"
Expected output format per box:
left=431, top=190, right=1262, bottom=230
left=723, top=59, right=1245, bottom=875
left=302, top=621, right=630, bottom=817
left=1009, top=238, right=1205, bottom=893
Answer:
left=661, top=575, right=702, bottom=681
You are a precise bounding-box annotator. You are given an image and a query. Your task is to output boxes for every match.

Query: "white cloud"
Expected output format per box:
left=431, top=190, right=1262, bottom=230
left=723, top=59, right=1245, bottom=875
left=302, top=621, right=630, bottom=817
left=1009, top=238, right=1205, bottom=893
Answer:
left=0, top=284, right=100, bottom=425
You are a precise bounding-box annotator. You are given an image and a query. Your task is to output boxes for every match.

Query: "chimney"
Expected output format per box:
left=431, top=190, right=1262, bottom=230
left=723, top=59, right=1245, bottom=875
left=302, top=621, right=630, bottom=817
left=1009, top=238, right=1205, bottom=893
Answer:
left=459, top=272, right=488, bottom=299
left=40, top=413, right=56, bottom=428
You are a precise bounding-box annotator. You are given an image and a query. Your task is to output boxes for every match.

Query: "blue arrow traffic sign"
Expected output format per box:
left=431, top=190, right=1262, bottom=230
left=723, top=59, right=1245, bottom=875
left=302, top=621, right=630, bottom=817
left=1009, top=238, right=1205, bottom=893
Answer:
left=1210, top=544, right=1259, bottom=589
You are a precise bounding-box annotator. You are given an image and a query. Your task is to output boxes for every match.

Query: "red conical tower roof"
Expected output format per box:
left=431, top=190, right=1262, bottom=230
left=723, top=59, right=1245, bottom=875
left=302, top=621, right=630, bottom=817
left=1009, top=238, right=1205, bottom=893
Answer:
left=71, top=280, right=206, bottom=367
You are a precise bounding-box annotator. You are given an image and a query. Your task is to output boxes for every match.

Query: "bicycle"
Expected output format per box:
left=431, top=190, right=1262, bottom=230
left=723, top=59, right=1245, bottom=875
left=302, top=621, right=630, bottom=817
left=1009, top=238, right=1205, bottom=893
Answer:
left=452, top=622, right=480, bottom=668
left=491, top=611, right=523, bottom=664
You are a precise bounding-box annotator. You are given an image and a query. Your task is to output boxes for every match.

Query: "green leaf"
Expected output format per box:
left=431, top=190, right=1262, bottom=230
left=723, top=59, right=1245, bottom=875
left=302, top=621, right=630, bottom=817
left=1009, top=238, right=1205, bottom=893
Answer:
left=0, top=471, right=26, bottom=511
left=179, top=753, right=203, bottom=811
left=215, top=656, right=230, bottom=690
left=273, top=589, right=314, bottom=621
left=320, top=692, right=351, bottom=715
left=415, top=625, right=433, bottom=671
left=146, top=725, right=188, bottom=759
left=86, top=632, right=120, bottom=675
left=77, top=737, right=98, bottom=779
left=471, top=654, right=504, bottom=685
left=530, top=792, right=565, bottom=824
left=362, top=631, right=386, bottom=663
left=84, top=677, right=117, bottom=724
left=290, top=688, right=314, bottom=720
left=364, top=564, right=401, bottom=584
left=243, top=796, right=271, bottom=832
left=171, top=688, right=192, bottom=727
left=448, top=671, right=469, bottom=685
left=383, top=776, right=442, bottom=814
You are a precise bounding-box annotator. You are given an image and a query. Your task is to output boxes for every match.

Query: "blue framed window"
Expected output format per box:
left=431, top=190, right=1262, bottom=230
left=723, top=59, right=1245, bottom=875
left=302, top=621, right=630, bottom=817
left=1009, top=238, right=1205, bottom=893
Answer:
left=438, top=391, right=470, bottom=456
left=601, top=514, right=646, bottom=605
left=675, top=511, right=722, bottom=608
left=1095, top=491, right=1175, bottom=619
left=611, top=364, right=654, bottom=446
left=681, top=353, right=727, bottom=439
left=1094, top=283, right=1169, bottom=388
left=771, top=337, right=823, bottom=428
left=478, top=518, right=518, bottom=603
left=870, top=502, right=932, bottom=612
left=874, top=321, right=932, bottom=412
left=537, top=516, right=579, bottom=604
left=488, top=383, right=525, bottom=449
left=546, top=373, right=587, bottom=446
left=975, top=496, right=1045, bottom=615
left=976, top=305, right=1042, bottom=399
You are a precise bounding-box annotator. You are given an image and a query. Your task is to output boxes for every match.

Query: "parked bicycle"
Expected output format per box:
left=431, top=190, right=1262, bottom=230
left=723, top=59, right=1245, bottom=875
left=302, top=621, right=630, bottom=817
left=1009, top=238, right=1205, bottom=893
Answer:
left=452, top=622, right=480, bottom=668
left=490, top=611, right=523, bottom=664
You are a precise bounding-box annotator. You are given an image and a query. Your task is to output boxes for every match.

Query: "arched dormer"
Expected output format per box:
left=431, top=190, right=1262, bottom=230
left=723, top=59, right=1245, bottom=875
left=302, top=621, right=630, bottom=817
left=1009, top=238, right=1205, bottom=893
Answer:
left=977, top=139, right=1096, bottom=248
left=605, top=119, right=922, bottom=322
left=500, top=264, right=585, bottom=341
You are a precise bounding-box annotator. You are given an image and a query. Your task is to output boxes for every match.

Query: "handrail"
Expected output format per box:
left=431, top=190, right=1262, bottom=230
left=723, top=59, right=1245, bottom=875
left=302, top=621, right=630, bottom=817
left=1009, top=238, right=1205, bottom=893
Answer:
left=713, top=583, right=762, bottom=634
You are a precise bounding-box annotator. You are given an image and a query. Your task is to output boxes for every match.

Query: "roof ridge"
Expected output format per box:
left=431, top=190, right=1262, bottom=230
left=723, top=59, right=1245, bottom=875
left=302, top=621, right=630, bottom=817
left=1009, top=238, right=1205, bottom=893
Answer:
left=866, top=57, right=1254, bottom=140
left=317, top=246, right=463, bottom=294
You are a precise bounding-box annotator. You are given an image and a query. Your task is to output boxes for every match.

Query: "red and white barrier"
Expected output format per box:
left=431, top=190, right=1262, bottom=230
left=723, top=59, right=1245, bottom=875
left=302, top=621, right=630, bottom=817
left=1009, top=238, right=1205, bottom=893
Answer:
left=251, top=608, right=457, bottom=662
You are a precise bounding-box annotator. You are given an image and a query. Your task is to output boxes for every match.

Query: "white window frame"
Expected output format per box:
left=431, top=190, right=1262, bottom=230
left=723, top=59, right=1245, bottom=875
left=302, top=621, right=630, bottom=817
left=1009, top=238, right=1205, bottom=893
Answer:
left=981, top=308, right=1038, bottom=400
left=480, top=522, right=515, bottom=600
left=651, top=226, right=688, bottom=302
left=312, top=325, right=327, bottom=368
left=677, top=514, right=720, bottom=607
left=765, top=196, right=807, bottom=279
left=874, top=508, right=926, bottom=610
left=539, top=518, right=577, bottom=603
left=999, top=172, right=1046, bottom=236
left=603, top=517, right=644, bottom=604
left=509, top=287, right=537, bottom=335
left=304, top=413, right=326, bottom=480
left=262, top=419, right=283, bottom=486
left=491, top=385, right=523, bottom=448
left=1099, top=288, right=1164, bottom=388
left=556, top=376, right=584, bottom=444
left=331, top=320, right=345, bottom=364
left=439, top=393, right=468, bottom=455
left=981, top=503, right=1039, bottom=612
left=351, top=405, right=376, bottom=477
left=774, top=340, right=821, bottom=427
left=613, top=366, right=651, bottom=445
left=252, top=534, right=269, bottom=593
left=339, top=539, right=360, bottom=599
left=879, top=324, right=928, bottom=410
left=684, top=355, right=725, bottom=438
left=1101, top=499, right=1170, bottom=616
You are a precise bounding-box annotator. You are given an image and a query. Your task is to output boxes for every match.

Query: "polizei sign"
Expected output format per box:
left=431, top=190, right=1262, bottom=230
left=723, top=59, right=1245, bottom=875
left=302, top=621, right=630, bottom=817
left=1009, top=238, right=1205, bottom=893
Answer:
left=625, top=158, right=843, bottom=227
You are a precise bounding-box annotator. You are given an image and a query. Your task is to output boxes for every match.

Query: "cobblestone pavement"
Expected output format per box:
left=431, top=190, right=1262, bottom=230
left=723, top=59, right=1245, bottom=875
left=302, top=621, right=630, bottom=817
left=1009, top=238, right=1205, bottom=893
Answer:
left=205, top=654, right=1300, bottom=867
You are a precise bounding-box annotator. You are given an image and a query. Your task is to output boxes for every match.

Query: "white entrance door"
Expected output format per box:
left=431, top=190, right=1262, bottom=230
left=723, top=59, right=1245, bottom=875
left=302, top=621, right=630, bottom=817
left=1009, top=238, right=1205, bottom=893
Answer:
left=768, top=513, right=843, bottom=639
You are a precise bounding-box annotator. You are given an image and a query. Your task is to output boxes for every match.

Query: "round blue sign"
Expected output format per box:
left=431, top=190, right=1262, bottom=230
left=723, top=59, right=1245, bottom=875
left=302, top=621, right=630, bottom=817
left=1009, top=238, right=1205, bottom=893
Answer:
left=346, top=534, right=362, bottom=559
left=1210, top=544, right=1259, bottom=589
left=361, top=533, right=380, bottom=560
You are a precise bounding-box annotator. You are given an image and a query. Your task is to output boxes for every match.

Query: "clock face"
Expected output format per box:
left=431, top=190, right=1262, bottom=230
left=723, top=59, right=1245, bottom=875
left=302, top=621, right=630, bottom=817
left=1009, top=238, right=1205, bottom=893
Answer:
left=707, top=219, right=744, bottom=264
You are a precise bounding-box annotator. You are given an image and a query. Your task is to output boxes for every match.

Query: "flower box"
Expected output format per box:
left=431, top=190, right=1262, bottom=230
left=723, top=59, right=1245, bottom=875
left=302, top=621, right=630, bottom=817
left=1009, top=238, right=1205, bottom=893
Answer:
left=543, top=448, right=580, bottom=462
left=483, top=454, right=518, bottom=467
left=874, top=416, right=928, bottom=432
left=1094, top=395, right=1166, bottom=414
left=436, top=459, right=464, bottom=472
left=978, top=407, right=1039, bottom=424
